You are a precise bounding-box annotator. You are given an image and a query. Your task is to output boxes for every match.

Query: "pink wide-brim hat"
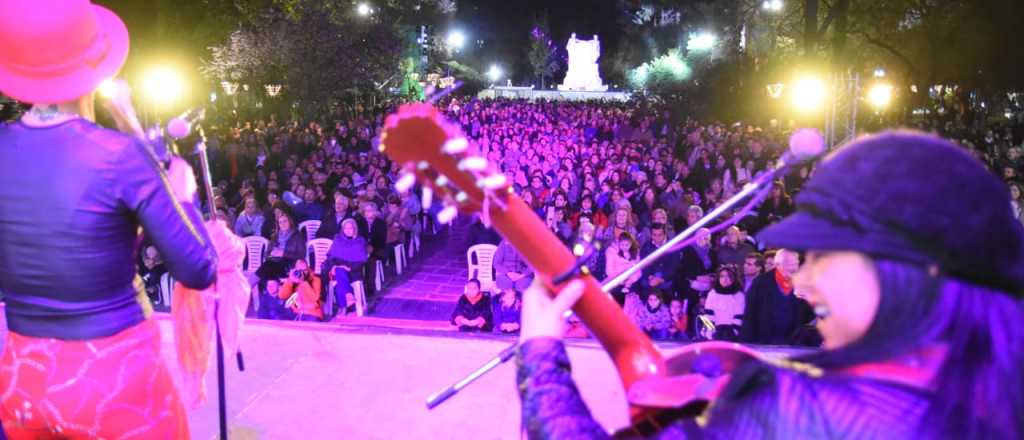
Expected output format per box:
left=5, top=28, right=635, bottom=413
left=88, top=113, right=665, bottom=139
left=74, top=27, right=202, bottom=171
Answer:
left=0, top=1, right=129, bottom=104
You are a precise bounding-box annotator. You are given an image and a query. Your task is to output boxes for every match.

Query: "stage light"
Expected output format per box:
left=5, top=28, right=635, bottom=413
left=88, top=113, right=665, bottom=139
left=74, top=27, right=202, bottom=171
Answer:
left=97, top=78, right=117, bottom=99
left=867, top=83, right=893, bottom=109
left=790, top=76, right=826, bottom=112
left=766, top=83, right=785, bottom=99
left=487, top=65, right=503, bottom=82
left=357, top=3, right=372, bottom=16
left=873, top=68, right=886, bottom=78
left=447, top=30, right=466, bottom=50
left=762, top=0, right=783, bottom=11
left=687, top=32, right=716, bottom=52
left=143, top=66, right=184, bottom=106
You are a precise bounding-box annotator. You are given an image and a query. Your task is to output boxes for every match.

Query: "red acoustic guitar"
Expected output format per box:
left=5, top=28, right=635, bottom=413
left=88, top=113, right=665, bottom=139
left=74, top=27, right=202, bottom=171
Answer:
left=380, top=103, right=667, bottom=421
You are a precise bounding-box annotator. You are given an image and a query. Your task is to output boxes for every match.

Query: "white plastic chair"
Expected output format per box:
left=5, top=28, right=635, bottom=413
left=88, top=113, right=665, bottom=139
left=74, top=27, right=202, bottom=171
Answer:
left=467, top=244, right=498, bottom=293
left=158, top=272, right=174, bottom=309
left=298, top=220, right=322, bottom=243
left=393, top=243, right=406, bottom=275
left=306, top=238, right=333, bottom=273
left=242, top=236, right=269, bottom=274
left=352, top=280, right=368, bottom=316
left=326, top=279, right=369, bottom=317
left=374, top=260, right=385, bottom=292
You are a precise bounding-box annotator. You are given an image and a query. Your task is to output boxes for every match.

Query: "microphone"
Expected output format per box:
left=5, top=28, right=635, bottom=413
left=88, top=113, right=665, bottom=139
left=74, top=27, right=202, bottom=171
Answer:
left=167, top=107, right=207, bottom=140
left=786, top=128, right=826, bottom=163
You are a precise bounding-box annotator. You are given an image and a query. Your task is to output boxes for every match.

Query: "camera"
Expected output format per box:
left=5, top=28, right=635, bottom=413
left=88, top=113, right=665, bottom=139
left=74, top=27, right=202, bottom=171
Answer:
left=291, top=269, right=307, bottom=279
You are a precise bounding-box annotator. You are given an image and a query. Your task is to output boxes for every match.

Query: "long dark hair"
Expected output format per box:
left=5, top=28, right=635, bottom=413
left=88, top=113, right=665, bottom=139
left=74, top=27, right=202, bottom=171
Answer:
left=797, top=259, right=1024, bottom=438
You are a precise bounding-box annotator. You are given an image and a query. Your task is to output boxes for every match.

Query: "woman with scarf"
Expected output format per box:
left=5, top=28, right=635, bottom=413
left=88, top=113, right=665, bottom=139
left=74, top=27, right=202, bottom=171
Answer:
left=704, top=265, right=745, bottom=341
left=325, top=218, right=368, bottom=315
left=256, top=210, right=306, bottom=285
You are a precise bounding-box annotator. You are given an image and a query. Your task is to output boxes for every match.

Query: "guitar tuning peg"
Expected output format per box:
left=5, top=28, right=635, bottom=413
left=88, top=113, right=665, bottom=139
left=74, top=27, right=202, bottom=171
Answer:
left=478, top=174, right=507, bottom=190
left=442, top=138, right=469, bottom=155
left=435, top=175, right=449, bottom=187
left=395, top=172, right=416, bottom=193
left=454, top=191, right=468, bottom=203
left=437, top=205, right=458, bottom=224
left=457, top=157, right=487, bottom=172
left=422, top=187, right=433, bottom=209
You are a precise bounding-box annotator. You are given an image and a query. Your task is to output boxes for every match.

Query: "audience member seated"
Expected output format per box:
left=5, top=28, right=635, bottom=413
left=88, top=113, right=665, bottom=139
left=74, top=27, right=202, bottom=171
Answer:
left=138, top=245, right=167, bottom=309
left=667, top=298, right=688, bottom=341
left=359, top=202, right=388, bottom=287
left=326, top=218, right=368, bottom=316
left=676, top=227, right=715, bottom=332
left=280, top=259, right=324, bottom=322
left=604, top=231, right=642, bottom=302
left=492, top=287, right=521, bottom=334
left=634, top=290, right=673, bottom=340
left=742, top=252, right=765, bottom=292
left=715, top=226, right=755, bottom=268
left=234, top=196, right=265, bottom=238
left=258, top=279, right=294, bottom=320
left=316, top=193, right=354, bottom=239
left=704, top=266, right=745, bottom=341
left=450, top=279, right=493, bottom=332
left=740, top=249, right=815, bottom=345
left=639, top=223, right=679, bottom=294
left=493, top=239, right=534, bottom=292
left=257, top=211, right=306, bottom=285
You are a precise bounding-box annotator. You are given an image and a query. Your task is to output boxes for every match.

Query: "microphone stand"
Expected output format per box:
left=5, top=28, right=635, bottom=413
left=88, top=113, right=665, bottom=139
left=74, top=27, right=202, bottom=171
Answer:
left=191, top=125, right=230, bottom=440
left=425, top=154, right=812, bottom=410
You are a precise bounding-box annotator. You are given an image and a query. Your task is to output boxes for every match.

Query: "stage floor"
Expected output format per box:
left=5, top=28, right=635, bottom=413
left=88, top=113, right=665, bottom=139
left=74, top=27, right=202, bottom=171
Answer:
left=0, top=312, right=810, bottom=439
left=165, top=316, right=633, bottom=439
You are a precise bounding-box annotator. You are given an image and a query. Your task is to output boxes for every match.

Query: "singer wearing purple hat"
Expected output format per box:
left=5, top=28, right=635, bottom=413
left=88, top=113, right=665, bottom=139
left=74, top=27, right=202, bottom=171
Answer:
left=514, top=131, right=1024, bottom=438
left=0, top=1, right=239, bottom=437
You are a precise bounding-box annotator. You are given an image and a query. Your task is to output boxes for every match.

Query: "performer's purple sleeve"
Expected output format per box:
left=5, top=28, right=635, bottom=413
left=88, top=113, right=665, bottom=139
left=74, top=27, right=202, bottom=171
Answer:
left=117, top=139, right=217, bottom=289
left=516, top=337, right=612, bottom=439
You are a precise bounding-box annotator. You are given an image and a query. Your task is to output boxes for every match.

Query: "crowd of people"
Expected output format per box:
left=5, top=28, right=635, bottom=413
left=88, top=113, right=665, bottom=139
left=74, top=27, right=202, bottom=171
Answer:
left=450, top=98, right=1024, bottom=344
left=130, top=96, right=1023, bottom=345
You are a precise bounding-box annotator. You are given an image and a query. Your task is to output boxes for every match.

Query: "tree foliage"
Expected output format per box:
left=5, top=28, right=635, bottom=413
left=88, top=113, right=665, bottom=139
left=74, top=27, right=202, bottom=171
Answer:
left=200, top=0, right=449, bottom=118
left=527, top=13, right=561, bottom=89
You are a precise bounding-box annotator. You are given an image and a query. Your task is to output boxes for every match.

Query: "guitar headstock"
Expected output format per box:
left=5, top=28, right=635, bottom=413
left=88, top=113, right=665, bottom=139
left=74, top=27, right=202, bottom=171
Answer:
left=380, top=103, right=511, bottom=223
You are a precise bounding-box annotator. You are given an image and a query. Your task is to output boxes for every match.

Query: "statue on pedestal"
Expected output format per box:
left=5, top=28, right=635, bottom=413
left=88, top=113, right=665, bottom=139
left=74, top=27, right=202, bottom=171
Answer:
left=558, top=33, right=608, bottom=92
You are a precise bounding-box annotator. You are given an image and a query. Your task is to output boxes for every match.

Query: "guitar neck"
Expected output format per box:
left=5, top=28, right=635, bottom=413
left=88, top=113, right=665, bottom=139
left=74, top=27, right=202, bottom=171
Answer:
left=487, top=194, right=666, bottom=405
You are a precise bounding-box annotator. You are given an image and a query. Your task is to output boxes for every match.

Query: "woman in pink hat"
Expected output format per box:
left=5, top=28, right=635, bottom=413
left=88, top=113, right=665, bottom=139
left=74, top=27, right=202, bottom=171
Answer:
left=0, top=1, right=237, bottom=438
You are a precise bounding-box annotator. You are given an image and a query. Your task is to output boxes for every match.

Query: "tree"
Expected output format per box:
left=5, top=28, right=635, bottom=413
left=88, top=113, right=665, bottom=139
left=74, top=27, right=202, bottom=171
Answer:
left=200, top=0, right=447, bottom=119
left=527, top=13, right=560, bottom=89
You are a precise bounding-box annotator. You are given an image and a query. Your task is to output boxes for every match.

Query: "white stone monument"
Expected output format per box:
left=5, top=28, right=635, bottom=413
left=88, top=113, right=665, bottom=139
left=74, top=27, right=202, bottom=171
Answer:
left=558, top=33, right=608, bottom=92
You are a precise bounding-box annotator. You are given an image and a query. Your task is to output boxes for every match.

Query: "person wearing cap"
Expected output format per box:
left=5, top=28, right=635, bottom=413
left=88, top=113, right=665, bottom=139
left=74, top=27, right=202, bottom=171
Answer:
left=515, top=131, right=1024, bottom=438
left=0, top=1, right=240, bottom=437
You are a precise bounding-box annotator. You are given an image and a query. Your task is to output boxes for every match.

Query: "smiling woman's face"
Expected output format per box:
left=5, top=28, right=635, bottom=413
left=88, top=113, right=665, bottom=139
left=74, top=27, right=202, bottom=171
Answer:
left=794, top=251, right=880, bottom=350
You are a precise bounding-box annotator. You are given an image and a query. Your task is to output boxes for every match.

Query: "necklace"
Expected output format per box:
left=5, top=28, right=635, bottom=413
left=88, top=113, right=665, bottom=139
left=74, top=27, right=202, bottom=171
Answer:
left=22, top=105, right=82, bottom=127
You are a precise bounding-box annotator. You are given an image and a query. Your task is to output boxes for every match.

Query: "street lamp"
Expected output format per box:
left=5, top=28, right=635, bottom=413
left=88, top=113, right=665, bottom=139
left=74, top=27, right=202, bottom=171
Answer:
left=867, top=83, right=894, bottom=109
left=790, top=76, right=827, bottom=113
left=687, top=32, right=716, bottom=52
left=766, top=83, right=785, bottom=99
left=487, top=65, right=503, bottom=83
left=357, top=3, right=372, bottom=16
left=220, top=80, right=238, bottom=96
left=447, top=30, right=466, bottom=51
left=143, top=66, right=184, bottom=106
left=762, top=0, right=783, bottom=11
